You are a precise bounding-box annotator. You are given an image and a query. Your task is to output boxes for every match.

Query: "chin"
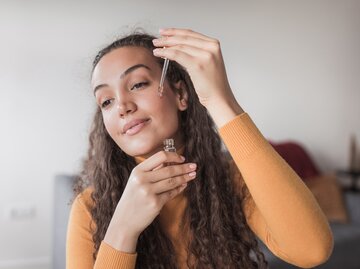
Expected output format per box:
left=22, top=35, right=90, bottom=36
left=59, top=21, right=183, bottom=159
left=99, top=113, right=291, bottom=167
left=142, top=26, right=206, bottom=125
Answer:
left=120, top=140, right=163, bottom=158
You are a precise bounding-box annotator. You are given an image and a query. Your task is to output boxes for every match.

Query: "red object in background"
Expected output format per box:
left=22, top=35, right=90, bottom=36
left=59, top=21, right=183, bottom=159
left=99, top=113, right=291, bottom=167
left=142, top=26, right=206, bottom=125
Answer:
left=269, top=140, right=320, bottom=181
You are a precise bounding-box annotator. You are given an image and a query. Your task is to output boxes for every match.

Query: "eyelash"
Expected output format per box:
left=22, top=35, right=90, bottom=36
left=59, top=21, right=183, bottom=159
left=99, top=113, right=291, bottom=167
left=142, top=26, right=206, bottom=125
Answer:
left=130, top=81, right=149, bottom=91
left=100, top=81, right=149, bottom=109
left=101, top=100, right=112, bottom=109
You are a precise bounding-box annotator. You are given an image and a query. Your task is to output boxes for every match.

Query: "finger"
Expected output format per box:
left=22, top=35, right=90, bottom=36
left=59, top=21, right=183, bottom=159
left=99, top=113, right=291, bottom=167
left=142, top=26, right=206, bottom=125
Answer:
left=149, top=162, right=197, bottom=183
left=159, top=28, right=214, bottom=42
left=157, top=183, right=188, bottom=205
left=152, top=163, right=165, bottom=171
left=153, top=47, right=194, bottom=68
left=153, top=170, right=197, bottom=194
left=153, top=35, right=214, bottom=51
left=138, top=150, right=185, bottom=172
left=154, top=44, right=211, bottom=60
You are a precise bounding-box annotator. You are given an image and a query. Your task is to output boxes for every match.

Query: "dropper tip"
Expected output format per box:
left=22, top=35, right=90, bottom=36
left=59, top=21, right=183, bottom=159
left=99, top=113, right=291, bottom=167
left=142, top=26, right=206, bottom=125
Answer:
left=158, top=85, right=164, bottom=97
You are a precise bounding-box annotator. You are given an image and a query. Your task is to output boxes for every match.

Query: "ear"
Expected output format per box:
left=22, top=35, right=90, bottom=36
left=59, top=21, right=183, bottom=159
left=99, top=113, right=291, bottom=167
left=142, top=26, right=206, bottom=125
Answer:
left=174, top=80, right=189, bottom=111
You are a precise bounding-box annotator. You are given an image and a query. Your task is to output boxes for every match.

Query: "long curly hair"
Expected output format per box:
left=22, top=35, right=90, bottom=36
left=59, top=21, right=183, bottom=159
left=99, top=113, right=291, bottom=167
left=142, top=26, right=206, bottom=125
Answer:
left=74, top=31, right=268, bottom=269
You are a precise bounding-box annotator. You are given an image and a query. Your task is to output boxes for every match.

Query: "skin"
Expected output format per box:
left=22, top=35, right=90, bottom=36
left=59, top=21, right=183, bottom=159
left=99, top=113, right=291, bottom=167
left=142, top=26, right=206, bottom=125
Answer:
left=91, top=28, right=244, bottom=253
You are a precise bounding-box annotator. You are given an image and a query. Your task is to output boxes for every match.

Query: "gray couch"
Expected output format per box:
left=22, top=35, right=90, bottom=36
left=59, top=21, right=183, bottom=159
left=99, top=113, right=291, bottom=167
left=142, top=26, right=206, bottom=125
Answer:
left=53, top=175, right=76, bottom=269
left=53, top=175, right=360, bottom=269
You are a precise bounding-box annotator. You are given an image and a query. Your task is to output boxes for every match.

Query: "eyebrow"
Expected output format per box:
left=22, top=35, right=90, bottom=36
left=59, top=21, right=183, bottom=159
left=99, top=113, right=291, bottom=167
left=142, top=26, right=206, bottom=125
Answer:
left=93, top=64, right=151, bottom=95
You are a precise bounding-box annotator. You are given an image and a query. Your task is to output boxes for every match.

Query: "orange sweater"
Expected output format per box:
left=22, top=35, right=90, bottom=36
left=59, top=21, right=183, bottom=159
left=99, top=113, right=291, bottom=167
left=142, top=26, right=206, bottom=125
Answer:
left=66, top=112, right=333, bottom=268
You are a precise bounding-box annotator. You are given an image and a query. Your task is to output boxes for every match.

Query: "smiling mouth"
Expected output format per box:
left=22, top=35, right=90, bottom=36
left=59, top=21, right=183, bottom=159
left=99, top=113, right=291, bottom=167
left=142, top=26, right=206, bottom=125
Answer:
left=124, top=119, right=150, bottom=136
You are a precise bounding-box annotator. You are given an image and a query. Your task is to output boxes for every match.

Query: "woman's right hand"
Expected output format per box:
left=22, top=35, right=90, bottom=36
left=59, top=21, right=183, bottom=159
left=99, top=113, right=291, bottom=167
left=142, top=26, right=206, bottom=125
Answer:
left=104, top=150, right=197, bottom=252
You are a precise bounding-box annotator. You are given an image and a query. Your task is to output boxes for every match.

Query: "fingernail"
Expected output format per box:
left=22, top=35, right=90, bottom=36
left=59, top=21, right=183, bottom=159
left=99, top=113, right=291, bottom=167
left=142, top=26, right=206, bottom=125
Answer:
left=189, top=163, right=197, bottom=169
left=189, top=171, right=196, bottom=177
left=153, top=48, right=161, bottom=55
left=180, top=155, right=186, bottom=161
left=159, top=28, right=167, bottom=33
left=152, top=38, right=160, bottom=44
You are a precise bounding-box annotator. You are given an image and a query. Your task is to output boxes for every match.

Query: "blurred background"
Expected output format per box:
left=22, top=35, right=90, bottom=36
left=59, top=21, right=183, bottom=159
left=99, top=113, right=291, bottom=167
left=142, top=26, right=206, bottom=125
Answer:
left=0, top=0, right=359, bottom=268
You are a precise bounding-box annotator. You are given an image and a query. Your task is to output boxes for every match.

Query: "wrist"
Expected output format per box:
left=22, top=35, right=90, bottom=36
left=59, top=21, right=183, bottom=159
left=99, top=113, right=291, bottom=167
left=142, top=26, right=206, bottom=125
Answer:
left=205, top=97, right=244, bottom=128
left=104, top=225, right=139, bottom=253
left=104, top=207, right=140, bottom=253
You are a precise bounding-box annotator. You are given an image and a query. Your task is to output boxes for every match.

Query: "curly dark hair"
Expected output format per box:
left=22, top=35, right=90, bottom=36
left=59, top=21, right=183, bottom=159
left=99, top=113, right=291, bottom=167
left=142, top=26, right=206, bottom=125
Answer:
left=74, top=30, right=269, bottom=269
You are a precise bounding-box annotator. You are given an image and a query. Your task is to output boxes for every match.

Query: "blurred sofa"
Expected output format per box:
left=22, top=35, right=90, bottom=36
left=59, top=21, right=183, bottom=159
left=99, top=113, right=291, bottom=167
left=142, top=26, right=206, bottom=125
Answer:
left=259, top=141, right=360, bottom=268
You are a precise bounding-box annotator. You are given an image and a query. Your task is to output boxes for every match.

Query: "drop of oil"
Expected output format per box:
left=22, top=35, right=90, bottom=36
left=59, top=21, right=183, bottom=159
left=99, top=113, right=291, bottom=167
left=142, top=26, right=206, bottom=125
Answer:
left=158, top=85, right=164, bottom=97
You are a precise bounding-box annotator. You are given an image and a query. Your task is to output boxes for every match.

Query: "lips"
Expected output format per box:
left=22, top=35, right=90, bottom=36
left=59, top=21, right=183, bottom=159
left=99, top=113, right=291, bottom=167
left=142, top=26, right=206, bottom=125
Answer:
left=122, top=118, right=150, bottom=134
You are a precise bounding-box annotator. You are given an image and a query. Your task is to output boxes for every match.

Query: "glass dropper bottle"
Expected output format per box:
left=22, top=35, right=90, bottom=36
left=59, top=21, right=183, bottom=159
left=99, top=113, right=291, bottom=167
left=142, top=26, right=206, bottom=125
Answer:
left=163, top=139, right=176, bottom=166
left=163, top=138, right=176, bottom=152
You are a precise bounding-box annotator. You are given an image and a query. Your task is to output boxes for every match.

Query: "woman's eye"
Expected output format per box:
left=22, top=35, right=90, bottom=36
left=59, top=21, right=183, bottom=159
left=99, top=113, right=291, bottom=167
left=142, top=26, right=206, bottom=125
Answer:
left=130, top=82, right=149, bottom=91
left=101, top=99, right=112, bottom=108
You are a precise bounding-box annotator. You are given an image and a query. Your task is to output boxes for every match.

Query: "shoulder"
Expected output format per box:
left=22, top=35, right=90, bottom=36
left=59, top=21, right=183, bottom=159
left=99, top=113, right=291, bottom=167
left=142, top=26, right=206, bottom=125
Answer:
left=67, top=187, right=97, bottom=251
left=71, top=186, right=95, bottom=218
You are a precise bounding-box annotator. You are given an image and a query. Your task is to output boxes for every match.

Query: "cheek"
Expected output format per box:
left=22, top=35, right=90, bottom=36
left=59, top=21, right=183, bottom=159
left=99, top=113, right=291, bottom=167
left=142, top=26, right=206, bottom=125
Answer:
left=150, top=96, right=178, bottom=121
left=102, top=111, right=120, bottom=141
left=154, top=103, right=181, bottom=135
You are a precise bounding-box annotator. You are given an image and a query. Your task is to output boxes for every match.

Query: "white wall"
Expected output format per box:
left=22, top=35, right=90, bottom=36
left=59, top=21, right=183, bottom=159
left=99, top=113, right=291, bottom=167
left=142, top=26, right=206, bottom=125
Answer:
left=0, top=0, right=359, bottom=267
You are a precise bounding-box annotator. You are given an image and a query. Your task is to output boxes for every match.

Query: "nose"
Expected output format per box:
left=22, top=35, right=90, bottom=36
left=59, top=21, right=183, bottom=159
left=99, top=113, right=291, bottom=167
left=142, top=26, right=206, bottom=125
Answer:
left=117, top=101, right=136, bottom=118
left=116, top=95, right=137, bottom=118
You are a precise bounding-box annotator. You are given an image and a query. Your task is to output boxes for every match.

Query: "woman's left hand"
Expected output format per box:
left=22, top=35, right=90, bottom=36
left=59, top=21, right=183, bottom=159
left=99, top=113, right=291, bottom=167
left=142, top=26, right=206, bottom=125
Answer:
left=152, top=28, right=236, bottom=108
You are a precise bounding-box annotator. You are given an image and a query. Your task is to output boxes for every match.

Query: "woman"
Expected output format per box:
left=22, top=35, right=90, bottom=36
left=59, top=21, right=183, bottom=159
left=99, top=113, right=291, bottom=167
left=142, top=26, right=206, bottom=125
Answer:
left=66, top=28, right=333, bottom=269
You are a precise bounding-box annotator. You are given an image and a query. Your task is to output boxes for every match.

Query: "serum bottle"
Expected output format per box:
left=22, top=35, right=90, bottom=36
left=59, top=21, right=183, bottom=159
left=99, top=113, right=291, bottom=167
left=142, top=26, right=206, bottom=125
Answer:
left=163, top=139, right=177, bottom=166
left=163, top=138, right=176, bottom=152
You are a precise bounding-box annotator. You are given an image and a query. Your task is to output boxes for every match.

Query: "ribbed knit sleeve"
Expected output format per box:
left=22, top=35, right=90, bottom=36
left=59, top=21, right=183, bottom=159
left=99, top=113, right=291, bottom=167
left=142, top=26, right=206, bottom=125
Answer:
left=218, top=112, right=334, bottom=268
left=95, top=241, right=137, bottom=268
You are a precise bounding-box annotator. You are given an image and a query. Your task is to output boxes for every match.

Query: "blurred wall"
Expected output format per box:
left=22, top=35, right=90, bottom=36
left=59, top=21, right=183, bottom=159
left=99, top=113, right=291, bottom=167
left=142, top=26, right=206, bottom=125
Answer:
left=0, top=0, right=359, bottom=267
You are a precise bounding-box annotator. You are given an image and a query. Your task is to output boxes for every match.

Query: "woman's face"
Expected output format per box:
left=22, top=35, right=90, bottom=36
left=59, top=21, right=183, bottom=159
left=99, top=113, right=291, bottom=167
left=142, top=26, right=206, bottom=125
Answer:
left=92, top=46, right=187, bottom=158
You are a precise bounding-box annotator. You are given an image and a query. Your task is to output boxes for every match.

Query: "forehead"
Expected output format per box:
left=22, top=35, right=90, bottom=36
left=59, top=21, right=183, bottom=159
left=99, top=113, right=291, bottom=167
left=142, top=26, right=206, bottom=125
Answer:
left=92, top=46, right=159, bottom=84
